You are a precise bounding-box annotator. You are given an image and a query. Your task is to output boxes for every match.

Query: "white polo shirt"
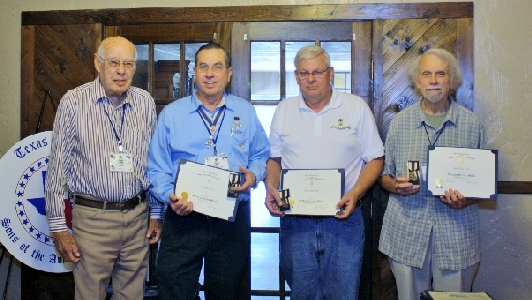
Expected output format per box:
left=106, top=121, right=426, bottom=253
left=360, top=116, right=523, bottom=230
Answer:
left=269, top=88, right=384, bottom=191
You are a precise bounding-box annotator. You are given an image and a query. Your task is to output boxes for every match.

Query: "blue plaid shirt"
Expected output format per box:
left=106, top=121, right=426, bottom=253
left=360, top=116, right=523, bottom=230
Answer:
left=379, top=100, right=487, bottom=270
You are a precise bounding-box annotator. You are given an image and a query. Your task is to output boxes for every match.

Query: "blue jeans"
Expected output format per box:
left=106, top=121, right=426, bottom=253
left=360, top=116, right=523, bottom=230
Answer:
left=280, top=208, right=365, bottom=300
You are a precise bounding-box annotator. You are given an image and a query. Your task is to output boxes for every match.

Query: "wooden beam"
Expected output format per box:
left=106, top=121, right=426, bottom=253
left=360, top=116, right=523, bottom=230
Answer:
left=20, top=25, right=35, bottom=139
left=498, top=181, right=532, bottom=194
left=22, top=3, right=473, bottom=26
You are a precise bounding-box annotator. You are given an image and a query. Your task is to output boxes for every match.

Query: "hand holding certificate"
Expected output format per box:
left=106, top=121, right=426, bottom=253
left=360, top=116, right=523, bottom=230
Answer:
left=426, top=146, right=498, bottom=199
left=174, top=159, right=242, bottom=221
left=280, top=169, right=345, bottom=216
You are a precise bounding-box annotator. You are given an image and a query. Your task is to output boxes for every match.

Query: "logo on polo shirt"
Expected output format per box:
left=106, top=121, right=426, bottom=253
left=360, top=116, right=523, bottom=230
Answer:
left=330, top=118, right=351, bottom=130
left=0, top=131, right=72, bottom=273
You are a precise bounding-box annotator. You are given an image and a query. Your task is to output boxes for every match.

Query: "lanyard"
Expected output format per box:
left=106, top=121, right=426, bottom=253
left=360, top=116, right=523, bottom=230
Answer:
left=422, top=121, right=444, bottom=147
left=103, top=101, right=126, bottom=151
left=197, top=105, right=226, bottom=156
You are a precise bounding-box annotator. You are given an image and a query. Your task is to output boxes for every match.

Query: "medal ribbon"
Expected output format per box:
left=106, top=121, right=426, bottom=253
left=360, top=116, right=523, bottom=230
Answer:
left=197, top=105, right=226, bottom=155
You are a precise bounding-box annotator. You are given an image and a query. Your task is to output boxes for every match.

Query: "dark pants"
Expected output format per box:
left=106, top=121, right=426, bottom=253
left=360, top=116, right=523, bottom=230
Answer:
left=156, top=201, right=250, bottom=300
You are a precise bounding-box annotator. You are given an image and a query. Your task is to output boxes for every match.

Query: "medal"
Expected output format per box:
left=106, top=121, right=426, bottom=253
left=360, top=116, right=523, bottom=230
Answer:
left=197, top=105, right=226, bottom=153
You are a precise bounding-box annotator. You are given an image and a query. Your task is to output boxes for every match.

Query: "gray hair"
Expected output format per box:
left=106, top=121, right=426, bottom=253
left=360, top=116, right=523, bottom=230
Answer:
left=293, top=45, right=330, bottom=69
left=409, top=48, right=462, bottom=92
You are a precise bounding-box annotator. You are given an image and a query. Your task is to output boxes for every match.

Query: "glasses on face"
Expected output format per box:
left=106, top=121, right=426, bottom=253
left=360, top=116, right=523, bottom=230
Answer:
left=196, top=63, right=227, bottom=74
left=296, top=67, right=330, bottom=79
left=98, top=55, right=136, bottom=70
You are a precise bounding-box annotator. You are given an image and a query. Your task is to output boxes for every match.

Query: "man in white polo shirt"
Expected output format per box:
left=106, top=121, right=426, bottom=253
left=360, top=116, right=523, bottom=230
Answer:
left=264, top=45, right=384, bottom=299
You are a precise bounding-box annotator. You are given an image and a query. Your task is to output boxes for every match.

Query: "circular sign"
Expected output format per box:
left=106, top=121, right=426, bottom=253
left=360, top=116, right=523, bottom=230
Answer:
left=0, top=131, right=72, bottom=272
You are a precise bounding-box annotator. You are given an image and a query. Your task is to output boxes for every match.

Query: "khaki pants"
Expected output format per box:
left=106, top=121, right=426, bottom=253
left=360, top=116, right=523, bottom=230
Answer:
left=389, top=230, right=479, bottom=300
left=72, top=201, right=149, bottom=300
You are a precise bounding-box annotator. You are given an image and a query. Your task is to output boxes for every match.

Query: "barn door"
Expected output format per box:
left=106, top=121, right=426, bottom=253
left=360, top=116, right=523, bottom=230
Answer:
left=375, top=17, right=474, bottom=138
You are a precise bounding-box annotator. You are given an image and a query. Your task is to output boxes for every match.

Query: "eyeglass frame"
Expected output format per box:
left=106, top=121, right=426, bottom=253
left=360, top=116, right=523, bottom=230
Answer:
left=97, top=55, right=136, bottom=70
left=195, top=63, right=229, bottom=74
left=295, top=67, right=331, bottom=79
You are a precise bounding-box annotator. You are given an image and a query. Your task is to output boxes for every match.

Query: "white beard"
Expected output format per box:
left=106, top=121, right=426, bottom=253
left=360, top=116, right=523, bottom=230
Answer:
left=421, top=86, right=445, bottom=103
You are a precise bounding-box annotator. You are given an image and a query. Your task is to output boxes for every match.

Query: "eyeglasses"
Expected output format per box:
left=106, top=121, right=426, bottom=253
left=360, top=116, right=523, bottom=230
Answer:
left=196, top=63, right=227, bottom=74
left=296, top=67, right=330, bottom=79
left=98, top=55, right=136, bottom=70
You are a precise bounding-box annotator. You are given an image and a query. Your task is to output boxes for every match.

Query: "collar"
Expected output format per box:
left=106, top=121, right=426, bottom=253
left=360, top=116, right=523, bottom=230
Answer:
left=188, top=90, right=232, bottom=113
left=93, top=76, right=132, bottom=108
left=298, top=84, right=340, bottom=112
left=416, top=98, right=457, bottom=129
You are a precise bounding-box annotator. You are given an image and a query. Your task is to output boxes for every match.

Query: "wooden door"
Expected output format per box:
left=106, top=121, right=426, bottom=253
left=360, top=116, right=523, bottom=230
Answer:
left=374, top=18, right=473, bottom=138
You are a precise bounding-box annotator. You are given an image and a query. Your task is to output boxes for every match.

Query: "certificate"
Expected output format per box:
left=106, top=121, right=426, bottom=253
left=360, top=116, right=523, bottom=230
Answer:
left=426, top=146, right=498, bottom=199
left=174, top=159, right=239, bottom=221
left=421, top=291, right=492, bottom=300
left=280, top=169, right=345, bottom=216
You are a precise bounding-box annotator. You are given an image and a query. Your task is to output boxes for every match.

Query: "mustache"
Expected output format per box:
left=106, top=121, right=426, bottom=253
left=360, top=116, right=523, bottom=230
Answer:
left=424, top=85, right=443, bottom=91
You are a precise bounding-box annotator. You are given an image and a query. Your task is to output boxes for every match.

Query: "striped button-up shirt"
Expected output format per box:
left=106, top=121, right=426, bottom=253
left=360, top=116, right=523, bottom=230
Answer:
left=379, top=100, right=487, bottom=270
left=45, top=77, right=163, bottom=232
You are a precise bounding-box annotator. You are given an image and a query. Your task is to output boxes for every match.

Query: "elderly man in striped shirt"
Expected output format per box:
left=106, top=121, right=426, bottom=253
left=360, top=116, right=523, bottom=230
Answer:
left=45, top=36, right=163, bottom=299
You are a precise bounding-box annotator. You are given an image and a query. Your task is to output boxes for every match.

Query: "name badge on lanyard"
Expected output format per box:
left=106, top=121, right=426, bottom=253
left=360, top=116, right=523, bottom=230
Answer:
left=110, top=151, right=134, bottom=172
left=105, top=101, right=134, bottom=173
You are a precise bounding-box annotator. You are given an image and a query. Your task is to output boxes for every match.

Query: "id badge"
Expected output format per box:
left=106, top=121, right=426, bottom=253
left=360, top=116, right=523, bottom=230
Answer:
left=110, top=152, right=134, bottom=172
left=205, top=156, right=229, bottom=170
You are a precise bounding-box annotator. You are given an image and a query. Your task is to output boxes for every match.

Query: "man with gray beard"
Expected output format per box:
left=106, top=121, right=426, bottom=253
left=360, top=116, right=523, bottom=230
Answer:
left=378, top=48, right=487, bottom=300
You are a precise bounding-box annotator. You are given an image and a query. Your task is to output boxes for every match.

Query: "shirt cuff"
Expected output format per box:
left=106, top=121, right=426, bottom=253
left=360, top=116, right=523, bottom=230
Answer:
left=149, top=205, right=165, bottom=219
left=48, top=217, right=69, bottom=232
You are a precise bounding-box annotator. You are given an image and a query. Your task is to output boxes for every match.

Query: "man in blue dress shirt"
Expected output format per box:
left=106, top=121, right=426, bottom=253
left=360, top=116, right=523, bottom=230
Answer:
left=147, top=42, right=269, bottom=300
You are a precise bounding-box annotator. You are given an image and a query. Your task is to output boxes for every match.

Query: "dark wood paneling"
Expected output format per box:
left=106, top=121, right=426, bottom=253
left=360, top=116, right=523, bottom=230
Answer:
left=371, top=19, right=384, bottom=139
left=382, top=19, right=438, bottom=72
left=21, top=24, right=101, bottom=139
left=498, top=181, right=532, bottom=194
left=381, top=18, right=459, bottom=138
left=21, top=26, right=35, bottom=139
left=215, top=22, right=233, bottom=51
left=116, top=23, right=220, bottom=43
left=248, top=22, right=352, bottom=41
left=352, top=21, right=373, bottom=102
left=231, top=22, right=251, bottom=99
left=22, top=3, right=473, bottom=26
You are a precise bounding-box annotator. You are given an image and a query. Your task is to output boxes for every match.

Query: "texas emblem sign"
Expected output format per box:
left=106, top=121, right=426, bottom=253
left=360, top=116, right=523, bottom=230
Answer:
left=0, top=131, right=72, bottom=272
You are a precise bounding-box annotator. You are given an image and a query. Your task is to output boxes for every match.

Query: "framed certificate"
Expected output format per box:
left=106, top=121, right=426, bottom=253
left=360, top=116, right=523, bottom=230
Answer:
left=174, top=159, right=240, bottom=221
left=280, top=169, right=345, bottom=216
left=426, top=146, right=498, bottom=199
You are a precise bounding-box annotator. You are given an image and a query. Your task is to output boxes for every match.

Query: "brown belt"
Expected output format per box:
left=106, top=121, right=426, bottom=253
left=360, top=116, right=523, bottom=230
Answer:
left=74, top=193, right=146, bottom=210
